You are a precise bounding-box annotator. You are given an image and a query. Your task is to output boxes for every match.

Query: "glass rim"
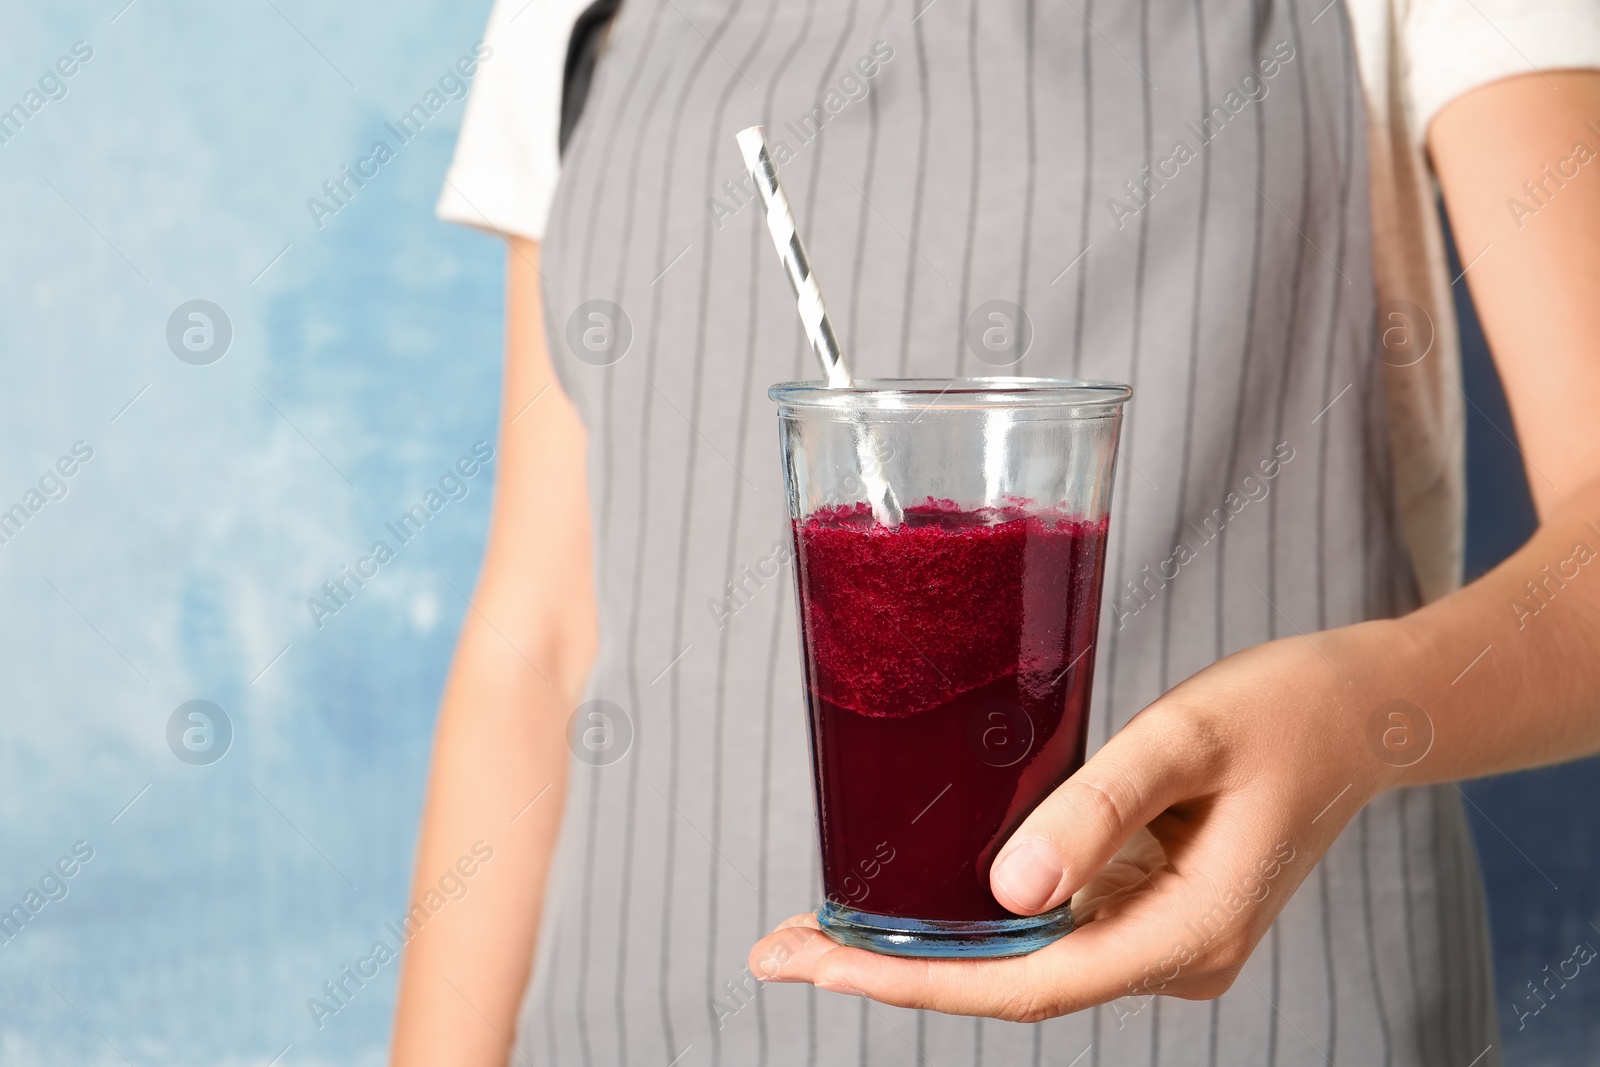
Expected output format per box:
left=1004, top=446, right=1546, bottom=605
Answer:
left=768, top=376, right=1133, bottom=413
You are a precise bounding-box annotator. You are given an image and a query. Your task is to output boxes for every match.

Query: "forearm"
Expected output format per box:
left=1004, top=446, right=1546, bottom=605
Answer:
left=1347, top=69, right=1600, bottom=790
left=393, top=236, right=594, bottom=1065
left=1346, top=473, right=1600, bottom=790
left=390, top=622, right=573, bottom=1067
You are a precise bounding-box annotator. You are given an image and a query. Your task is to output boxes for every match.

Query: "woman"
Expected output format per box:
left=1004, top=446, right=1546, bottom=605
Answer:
left=394, top=0, right=1600, bottom=1063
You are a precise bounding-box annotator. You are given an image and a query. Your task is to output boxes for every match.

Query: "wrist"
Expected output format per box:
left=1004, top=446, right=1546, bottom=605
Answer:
left=1330, top=615, right=1441, bottom=793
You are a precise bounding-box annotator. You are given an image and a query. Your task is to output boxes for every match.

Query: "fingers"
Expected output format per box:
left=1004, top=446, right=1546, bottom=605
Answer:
left=749, top=914, right=829, bottom=982
left=1069, top=824, right=1169, bottom=921
left=751, top=871, right=1249, bottom=1022
left=750, top=915, right=1065, bottom=1017
left=991, top=708, right=1218, bottom=915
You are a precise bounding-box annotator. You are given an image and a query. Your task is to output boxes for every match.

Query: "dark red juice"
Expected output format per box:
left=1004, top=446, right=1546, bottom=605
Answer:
left=792, top=501, right=1108, bottom=922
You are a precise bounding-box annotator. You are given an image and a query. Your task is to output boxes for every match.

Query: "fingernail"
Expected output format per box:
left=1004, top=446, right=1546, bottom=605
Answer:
left=819, top=981, right=866, bottom=997
left=993, top=838, right=1064, bottom=913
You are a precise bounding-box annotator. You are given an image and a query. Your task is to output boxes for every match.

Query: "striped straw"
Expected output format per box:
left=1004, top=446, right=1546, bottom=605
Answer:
left=736, top=125, right=853, bottom=388
left=737, top=124, right=903, bottom=526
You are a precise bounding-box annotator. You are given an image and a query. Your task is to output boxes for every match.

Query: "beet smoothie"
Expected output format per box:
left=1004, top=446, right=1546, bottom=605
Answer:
left=792, top=501, right=1108, bottom=923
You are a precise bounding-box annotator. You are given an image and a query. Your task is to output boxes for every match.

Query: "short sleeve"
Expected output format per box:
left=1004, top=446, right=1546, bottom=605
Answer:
left=1404, top=0, right=1600, bottom=136
left=436, top=0, right=593, bottom=241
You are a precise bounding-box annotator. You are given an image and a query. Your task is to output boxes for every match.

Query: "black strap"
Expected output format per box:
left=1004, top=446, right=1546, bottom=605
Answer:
left=559, top=0, right=623, bottom=156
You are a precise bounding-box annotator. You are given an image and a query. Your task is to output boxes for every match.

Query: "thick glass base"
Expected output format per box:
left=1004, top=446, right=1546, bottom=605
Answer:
left=817, top=900, right=1074, bottom=958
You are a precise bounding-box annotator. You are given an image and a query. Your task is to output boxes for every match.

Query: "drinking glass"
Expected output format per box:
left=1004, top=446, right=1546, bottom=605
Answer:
left=770, top=377, right=1130, bottom=957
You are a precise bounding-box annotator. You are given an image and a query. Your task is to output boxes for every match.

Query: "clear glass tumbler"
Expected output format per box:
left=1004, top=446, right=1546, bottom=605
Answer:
left=769, top=377, right=1131, bottom=958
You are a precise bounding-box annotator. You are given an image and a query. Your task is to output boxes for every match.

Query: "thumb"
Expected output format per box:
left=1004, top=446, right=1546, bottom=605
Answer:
left=989, top=709, right=1208, bottom=916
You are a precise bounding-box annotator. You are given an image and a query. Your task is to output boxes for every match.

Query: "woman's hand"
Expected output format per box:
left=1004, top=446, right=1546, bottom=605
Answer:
left=749, top=622, right=1406, bottom=1021
left=751, top=69, right=1600, bottom=1023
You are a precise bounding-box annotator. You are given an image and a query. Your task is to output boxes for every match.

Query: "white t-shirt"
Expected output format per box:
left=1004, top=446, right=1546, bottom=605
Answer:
left=437, top=0, right=1600, bottom=602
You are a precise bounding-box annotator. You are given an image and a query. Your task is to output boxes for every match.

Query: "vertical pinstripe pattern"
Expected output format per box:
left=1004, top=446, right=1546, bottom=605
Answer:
left=548, top=51, right=628, bottom=1066
left=1318, top=10, right=1358, bottom=1064
left=894, top=0, right=928, bottom=378
left=656, top=7, right=751, bottom=1063
left=1070, top=0, right=1094, bottom=379
left=1210, top=13, right=1267, bottom=1062
left=745, top=12, right=817, bottom=1067
left=566, top=15, right=667, bottom=1067
left=1092, top=0, right=1155, bottom=1052
left=1016, top=0, right=1037, bottom=386
left=1152, top=4, right=1211, bottom=1063
left=609, top=49, right=677, bottom=1067
left=522, top=1, right=1502, bottom=1064
left=1362, top=807, right=1395, bottom=1066
left=1401, top=790, right=1428, bottom=1065
left=703, top=17, right=785, bottom=1067
left=951, top=0, right=981, bottom=379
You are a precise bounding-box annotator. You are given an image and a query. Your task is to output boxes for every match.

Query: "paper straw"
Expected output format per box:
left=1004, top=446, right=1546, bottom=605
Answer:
left=736, top=124, right=903, bottom=527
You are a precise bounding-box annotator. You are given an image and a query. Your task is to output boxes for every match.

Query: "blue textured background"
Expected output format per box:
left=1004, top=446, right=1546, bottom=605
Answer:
left=0, top=3, right=499, bottom=1064
left=0, top=2, right=1594, bottom=1065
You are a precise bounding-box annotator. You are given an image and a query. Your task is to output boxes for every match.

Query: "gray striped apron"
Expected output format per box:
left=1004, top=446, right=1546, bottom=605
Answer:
left=529, top=0, right=1500, bottom=1063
